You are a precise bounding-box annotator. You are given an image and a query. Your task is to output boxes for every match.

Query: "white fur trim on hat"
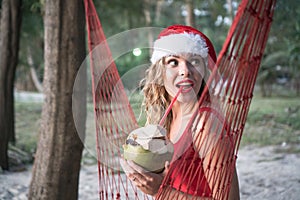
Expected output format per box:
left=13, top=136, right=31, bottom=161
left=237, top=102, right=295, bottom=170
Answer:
left=150, top=32, right=208, bottom=64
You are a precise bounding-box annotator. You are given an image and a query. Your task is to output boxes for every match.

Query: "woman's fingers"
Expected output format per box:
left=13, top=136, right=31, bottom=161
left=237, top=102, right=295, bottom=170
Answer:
left=120, top=159, right=144, bottom=184
left=120, top=158, right=134, bottom=175
left=121, top=159, right=163, bottom=196
left=121, top=159, right=147, bottom=183
left=121, top=159, right=164, bottom=196
left=126, top=160, right=149, bottom=174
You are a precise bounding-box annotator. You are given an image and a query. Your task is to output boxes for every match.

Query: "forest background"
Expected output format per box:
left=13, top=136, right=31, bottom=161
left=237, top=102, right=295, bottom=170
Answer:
left=0, top=0, right=299, bottom=199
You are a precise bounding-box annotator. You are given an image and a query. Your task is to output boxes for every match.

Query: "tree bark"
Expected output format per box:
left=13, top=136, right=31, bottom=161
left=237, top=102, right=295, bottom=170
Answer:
left=28, top=0, right=86, bottom=199
left=143, top=0, right=154, bottom=56
left=155, top=0, right=163, bottom=25
left=226, top=0, right=234, bottom=21
left=27, top=46, right=43, bottom=92
left=185, top=0, right=195, bottom=27
left=0, top=0, right=22, bottom=170
left=30, top=67, right=43, bottom=92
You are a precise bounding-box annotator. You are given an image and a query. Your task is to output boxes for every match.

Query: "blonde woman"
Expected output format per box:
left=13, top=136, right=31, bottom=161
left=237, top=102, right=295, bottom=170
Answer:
left=121, top=25, right=240, bottom=200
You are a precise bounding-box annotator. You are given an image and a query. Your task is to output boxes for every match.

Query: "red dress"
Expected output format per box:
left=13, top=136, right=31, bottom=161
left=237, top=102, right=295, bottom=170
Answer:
left=160, top=106, right=233, bottom=198
left=166, top=127, right=213, bottom=197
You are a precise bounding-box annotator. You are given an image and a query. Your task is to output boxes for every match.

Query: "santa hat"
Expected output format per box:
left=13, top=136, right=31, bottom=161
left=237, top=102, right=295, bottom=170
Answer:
left=150, top=25, right=216, bottom=68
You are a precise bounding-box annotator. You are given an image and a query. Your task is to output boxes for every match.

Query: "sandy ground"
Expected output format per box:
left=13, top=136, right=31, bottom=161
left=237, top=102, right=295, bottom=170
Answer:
left=237, top=145, right=300, bottom=200
left=0, top=145, right=299, bottom=200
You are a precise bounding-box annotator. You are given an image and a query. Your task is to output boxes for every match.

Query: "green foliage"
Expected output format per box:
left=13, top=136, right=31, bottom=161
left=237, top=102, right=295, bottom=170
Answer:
left=257, top=51, right=290, bottom=86
left=14, top=101, right=42, bottom=154
left=93, top=0, right=242, bottom=76
left=95, top=0, right=145, bottom=36
left=129, top=92, right=146, bottom=126
left=194, top=0, right=240, bottom=53
left=265, top=0, right=300, bottom=55
left=14, top=95, right=300, bottom=162
left=242, top=96, right=300, bottom=147
left=115, top=49, right=151, bottom=77
left=256, top=0, right=300, bottom=96
left=17, top=0, right=44, bottom=85
left=21, top=0, right=44, bottom=37
left=17, top=1, right=300, bottom=95
left=261, top=51, right=289, bottom=67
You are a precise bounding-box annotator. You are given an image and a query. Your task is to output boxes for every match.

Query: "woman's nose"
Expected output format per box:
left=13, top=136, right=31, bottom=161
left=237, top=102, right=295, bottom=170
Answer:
left=178, top=61, right=190, bottom=77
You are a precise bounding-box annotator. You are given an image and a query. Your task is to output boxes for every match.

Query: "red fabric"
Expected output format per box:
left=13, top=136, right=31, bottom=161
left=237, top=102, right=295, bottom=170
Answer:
left=165, top=105, right=232, bottom=197
left=169, top=144, right=212, bottom=197
left=165, top=107, right=215, bottom=197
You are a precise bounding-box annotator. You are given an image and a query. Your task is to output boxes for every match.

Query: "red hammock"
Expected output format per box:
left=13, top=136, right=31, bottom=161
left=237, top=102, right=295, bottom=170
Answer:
left=83, top=0, right=276, bottom=199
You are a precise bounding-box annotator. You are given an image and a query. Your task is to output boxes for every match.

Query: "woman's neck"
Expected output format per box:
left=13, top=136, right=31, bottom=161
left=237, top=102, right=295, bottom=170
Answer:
left=171, top=100, right=199, bottom=120
left=169, top=100, right=199, bottom=142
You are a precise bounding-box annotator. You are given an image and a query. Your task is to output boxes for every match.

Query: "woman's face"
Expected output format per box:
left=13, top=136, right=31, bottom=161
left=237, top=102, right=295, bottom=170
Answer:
left=163, top=54, right=206, bottom=103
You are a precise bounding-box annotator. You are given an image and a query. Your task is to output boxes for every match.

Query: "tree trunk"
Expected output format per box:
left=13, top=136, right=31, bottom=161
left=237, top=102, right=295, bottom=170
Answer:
left=143, top=0, right=154, bottom=56
left=155, top=0, right=163, bottom=25
left=15, top=66, right=37, bottom=91
left=293, top=77, right=300, bottom=96
left=30, top=67, right=43, bottom=92
left=27, top=46, right=43, bottom=92
left=28, top=0, right=86, bottom=199
left=226, top=0, right=234, bottom=21
left=185, top=0, right=195, bottom=27
left=0, top=0, right=22, bottom=170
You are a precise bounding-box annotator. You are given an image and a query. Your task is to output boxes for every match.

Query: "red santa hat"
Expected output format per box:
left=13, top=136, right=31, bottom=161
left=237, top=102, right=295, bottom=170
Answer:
left=150, top=25, right=216, bottom=68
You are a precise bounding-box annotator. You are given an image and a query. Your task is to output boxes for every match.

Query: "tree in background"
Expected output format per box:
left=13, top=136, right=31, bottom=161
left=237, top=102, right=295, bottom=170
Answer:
left=288, top=12, right=300, bottom=95
left=0, top=0, right=297, bottom=197
left=28, top=0, right=86, bottom=199
left=258, top=0, right=300, bottom=96
left=258, top=51, right=290, bottom=97
left=16, top=0, right=44, bottom=92
left=185, top=0, right=195, bottom=27
left=0, top=0, right=22, bottom=170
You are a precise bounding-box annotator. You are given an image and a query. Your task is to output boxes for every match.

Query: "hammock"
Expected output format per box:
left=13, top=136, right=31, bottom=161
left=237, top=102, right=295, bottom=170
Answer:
left=83, top=0, right=276, bottom=199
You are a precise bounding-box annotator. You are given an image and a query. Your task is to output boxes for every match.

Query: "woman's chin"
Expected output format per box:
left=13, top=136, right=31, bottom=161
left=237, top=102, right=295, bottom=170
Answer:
left=177, top=91, right=198, bottom=103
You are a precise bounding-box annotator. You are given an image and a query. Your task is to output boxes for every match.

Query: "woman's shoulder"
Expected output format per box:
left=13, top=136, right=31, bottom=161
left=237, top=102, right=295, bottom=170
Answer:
left=197, top=100, right=225, bottom=122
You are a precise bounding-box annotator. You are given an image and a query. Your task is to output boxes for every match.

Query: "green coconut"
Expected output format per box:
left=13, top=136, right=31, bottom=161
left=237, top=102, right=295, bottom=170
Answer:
left=123, top=125, right=174, bottom=173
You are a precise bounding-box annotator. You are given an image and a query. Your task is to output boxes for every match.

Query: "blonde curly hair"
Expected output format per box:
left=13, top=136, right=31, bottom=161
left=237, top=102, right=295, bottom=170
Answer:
left=140, top=57, right=207, bottom=134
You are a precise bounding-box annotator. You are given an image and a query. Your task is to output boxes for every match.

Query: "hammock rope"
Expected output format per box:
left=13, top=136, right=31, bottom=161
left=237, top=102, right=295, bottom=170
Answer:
left=83, top=0, right=276, bottom=199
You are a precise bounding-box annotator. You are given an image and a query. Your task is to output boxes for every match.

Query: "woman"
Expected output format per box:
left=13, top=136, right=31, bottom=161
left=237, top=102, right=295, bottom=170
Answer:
left=121, top=25, right=240, bottom=200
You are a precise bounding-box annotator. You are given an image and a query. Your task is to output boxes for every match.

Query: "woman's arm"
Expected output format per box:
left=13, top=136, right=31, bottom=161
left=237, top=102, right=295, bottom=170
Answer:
left=228, top=166, right=240, bottom=200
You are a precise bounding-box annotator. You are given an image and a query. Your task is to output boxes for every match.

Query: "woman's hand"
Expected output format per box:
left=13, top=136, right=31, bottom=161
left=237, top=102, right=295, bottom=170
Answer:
left=120, top=158, right=169, bottom=196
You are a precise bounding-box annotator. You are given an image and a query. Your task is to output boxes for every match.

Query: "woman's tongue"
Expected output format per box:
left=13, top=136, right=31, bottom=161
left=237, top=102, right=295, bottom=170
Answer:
left=176, top=82, right=193, bottom=92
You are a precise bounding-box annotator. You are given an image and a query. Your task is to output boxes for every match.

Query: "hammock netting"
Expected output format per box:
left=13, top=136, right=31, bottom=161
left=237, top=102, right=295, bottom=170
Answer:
left=83, top=0, right=275, bottom=199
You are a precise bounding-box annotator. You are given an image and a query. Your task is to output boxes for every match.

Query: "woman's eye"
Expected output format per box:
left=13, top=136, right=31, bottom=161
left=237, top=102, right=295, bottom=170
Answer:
left=190, top=58, right=202, bottom=67
left=167, top=59, right=179, bottom=67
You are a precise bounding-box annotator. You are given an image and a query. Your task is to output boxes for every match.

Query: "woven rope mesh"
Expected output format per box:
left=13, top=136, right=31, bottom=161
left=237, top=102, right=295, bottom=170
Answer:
left=83, top=0, right=276, bottom=199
